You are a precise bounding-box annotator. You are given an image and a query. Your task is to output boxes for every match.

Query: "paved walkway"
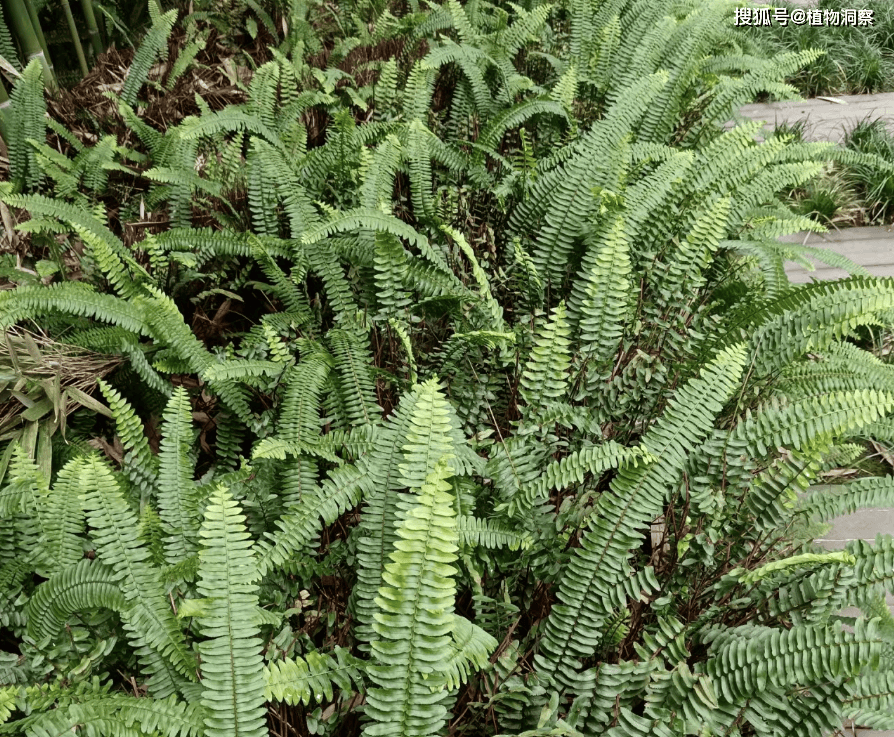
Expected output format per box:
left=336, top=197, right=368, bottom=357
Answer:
left=781, top=225, right=894, bottom=281
left=735, top=92, right=894, bottom=143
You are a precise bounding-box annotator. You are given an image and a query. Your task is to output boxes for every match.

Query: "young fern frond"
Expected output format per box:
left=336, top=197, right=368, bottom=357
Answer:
left=352, top=384, right=428, bottom=646
left=195, top=485, right=267, bottom=737
left=157, top=388, right=199, bottom=564
left=442, top=614, right=498, bottom=691
left=363, top=459, right=461, bottom=737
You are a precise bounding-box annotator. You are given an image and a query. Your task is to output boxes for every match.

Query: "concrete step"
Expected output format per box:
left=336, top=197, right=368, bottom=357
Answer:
left=781, top=226, right=894, bottom=282
left=814, top=508, right=894, bottom=550
left=734, top=92, right=894, bottom=143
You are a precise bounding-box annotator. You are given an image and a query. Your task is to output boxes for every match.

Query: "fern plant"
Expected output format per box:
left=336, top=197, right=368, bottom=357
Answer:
left=4, top=0, right=894, bottom=734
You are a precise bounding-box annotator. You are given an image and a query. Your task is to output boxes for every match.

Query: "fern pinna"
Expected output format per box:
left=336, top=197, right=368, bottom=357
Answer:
left=5, top=0, right=894, bottom=734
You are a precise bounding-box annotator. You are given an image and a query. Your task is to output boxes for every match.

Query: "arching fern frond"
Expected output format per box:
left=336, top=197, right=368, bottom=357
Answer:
left=26, top=559, right=125, bottom=644
left=121, top=9, right=177, bottom=106
left=537, top=343, right=747, bottom=684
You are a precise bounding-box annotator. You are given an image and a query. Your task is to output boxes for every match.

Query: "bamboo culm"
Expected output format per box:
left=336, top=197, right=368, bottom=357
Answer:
left=60, top=0, right=88, bottom=76
left=21, top=0, right=55, bottom=86
left=78, top=0, right=102, bottom=56
left=2, top=0, right=55, bottom=88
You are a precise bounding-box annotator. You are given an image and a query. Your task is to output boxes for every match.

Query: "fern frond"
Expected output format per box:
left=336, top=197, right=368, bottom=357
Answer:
left=302, top=207, right=429, bottom=251
left=7, top=60, right=45, bottom=192
left=363, top=459, right=460, bottom=737
left=98, top=380, right=158, bottom=501
left=456, top=515, right=531, bottom=550
left=264, top=648, right=363, bottom=706
left=26, top=559, right=125, bottom=643
left=705, top=618, right=885, bottom=704
left=256, top=462, right=364, bottom=576
left=121, top=9, right=177, bottom=106
left=519, top=301, right=571, bottom=416
left=569, top=214, right=631, bottom=376
left=0, top=282, right=147, bottom=333
left=442, top=614, right=497, bottom=691
left=79, top=456, right=198, bottom=693
left=196, top=485, right=267, bottom=737
left=157, top=388, right=198, bottom=564
left=326, top=327, right=381, bottom=427
left=537, top=344, right=747, bottom=684
left=721, top=277, right=894, bottom=377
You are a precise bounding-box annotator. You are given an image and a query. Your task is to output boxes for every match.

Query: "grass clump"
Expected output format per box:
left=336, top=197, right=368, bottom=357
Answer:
left=745, top=0, right=894, bottom=96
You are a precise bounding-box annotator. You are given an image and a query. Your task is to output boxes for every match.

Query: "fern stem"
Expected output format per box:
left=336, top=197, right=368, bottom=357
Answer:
left=3, top=0, right=54, bottom=88
left=60, top=0, right=88, bottom=76
left=78, top=0, right=102, bottom=56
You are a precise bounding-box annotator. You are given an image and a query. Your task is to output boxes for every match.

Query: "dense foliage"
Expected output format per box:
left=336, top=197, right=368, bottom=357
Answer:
left=3, top=0, right=894, bottom=735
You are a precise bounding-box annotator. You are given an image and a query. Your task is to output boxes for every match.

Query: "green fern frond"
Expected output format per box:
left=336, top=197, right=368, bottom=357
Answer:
left=78, top=455, right=198, bottom=692
left=98, top=379, right=158, bottom=501
left=302, top=207, right=429, bottom=252
left=521, top=441, right=644, bottom=511
left=799, top=477, right=894, bottom=522
left=7, top=60, right=45, bottom=192
left=121, top=9, right=178, bottom=106
left=0, top=282, right=147, bottom=334
left=196, top=484, right=267, bottom=737
left=256, top=462, right=365, bottom=576
left=519, top=301, right=572, bottom=416
left=26, top=559, right=125, bottom=643
left=705, top=618, right=885, bottom=704
left=363, top=459, right=460, bottom=737
left=456, top=515, right=531, bottom=550
left=326, top=327, right=381, bottom=427
left=720, top=277, right=894, bottom=377
left=569, top=214, right=631, bottom=377
left=1, top=446, right=82, bottom=575
left=264, top=648, right=363, bottom=706
left=353, top=384, right=429, bottom=646
left=202, top=359, right=288, bottom=383
left=537, top=344, right=747, bottom=683
left=157, top=388, right=199, bottom=564
left=442, top=614, right=497, bottom=691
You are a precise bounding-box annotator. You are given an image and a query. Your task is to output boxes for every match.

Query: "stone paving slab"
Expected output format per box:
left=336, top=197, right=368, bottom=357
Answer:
left=815, top=508, right=894, bottom=549
left=781, top=225, right=894, bottom=282
left=735, top=92, right=894, bottom=143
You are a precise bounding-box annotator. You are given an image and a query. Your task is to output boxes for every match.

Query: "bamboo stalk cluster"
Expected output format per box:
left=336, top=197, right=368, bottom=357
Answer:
left=0, top=0, right=105, bottom=92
